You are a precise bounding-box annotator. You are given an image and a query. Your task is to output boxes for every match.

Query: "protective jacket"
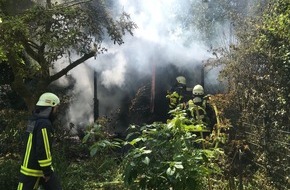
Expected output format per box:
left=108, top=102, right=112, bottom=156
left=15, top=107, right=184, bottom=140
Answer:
left=187, top=96, right=216, bottom=132
left=168, top=83, right=191, bottom=109
left=20, top=107, right=54, bottom=178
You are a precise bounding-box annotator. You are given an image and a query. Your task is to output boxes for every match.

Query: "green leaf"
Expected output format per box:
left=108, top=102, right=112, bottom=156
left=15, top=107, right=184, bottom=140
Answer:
left=142, top=149, right=152, bottom=154
left=142, top=156, right=150, bottom=165
left=174, top=163, right=184, bottom=169
left=90, top=146, right=97, bottom=157
left=166, top=167, right=176, bottom=176
left=129, top=137, right=143, bottom=145
left=82, top=133, right=91, bottom=143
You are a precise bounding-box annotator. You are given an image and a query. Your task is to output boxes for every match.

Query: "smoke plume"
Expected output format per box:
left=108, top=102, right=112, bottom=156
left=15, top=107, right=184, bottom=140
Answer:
left=56, top=0, right=239, bottom=126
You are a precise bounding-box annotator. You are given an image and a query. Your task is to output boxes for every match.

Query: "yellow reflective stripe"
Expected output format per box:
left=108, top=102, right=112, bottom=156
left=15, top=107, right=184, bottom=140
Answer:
left=39, top=162, right=51, bottom=167
left=23, top=134, right=33, bottom=167
left=38, top=158, right=52, bottom=164
left=17, top=182, right=23, bottom=190
left=33, top=177, right=40, bottom=189
left=20, top=165, right=43, bottom=177
left=38, top=158, right=52, bottom=167
left=41, top=128, right=51, bottom=159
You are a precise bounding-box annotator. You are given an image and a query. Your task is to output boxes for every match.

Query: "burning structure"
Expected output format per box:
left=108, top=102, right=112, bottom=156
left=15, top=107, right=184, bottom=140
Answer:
left=62, top=0, right=238, bottom=134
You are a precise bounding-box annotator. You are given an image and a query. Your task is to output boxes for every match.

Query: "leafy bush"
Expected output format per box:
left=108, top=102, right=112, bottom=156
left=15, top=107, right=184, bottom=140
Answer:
left=61, top=123, right=125, bottom=189
left=82, top=123, right=123, bottom=158
left=0, top=158, right=20, bottom=190
left=121, top=106, right=227, bottom=190
left=52, top=147, right=122, bottom=190
left=0, top=109, right=27, bottom=190
left=0, top=109, right=28, bottom=156
left=216, top=0, right=290, bottom=189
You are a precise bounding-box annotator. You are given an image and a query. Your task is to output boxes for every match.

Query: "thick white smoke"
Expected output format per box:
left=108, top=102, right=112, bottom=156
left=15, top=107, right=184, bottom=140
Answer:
left=92, top=0, right=212, bottom=88
left=57, top=0, right=238, bottom=126
left=84, top=0, right=214, bottom=117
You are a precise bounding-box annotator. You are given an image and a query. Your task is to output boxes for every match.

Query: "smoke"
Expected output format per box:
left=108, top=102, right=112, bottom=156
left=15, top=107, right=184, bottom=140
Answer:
left=55, top=0, right=238, bottom=126
left=67, top=64, right=94, bottom=123
left=84, top=0, right=213, bottom=116
left=97, top=52, right=127, bottom=88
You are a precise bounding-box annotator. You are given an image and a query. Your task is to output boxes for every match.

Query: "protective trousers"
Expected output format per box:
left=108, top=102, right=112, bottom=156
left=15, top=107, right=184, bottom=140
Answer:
left=17, top=172, right=62, bottom=190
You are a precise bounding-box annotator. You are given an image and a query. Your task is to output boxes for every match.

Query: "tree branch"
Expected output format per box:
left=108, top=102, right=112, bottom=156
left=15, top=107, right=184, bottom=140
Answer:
left=48, top=51, right=95, bottom=83
left=22, top=39, right=41, bottom=62
left=23, top=39, right=50, bottom=75
left=27, top=40, right=40, bottom=50
left=57, top=0, right=94, bottom=8
left=7, top=52, right=34, bottom=107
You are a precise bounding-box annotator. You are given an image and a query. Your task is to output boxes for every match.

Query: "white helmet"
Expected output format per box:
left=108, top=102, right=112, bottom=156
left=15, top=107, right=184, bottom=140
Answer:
left=176, top=76, right=186, bottom=85
left=192, top=84, right=204, bottom=95
left=36, top=92, right=60, bottom=107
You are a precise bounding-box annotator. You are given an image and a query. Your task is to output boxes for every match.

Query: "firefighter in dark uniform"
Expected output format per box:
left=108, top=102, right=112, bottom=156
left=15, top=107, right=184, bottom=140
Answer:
left=187, top=84, right=216, bottom=138
left=17, top=92, right=62, bottom=190
left=168, top=76, right=191, bottom=109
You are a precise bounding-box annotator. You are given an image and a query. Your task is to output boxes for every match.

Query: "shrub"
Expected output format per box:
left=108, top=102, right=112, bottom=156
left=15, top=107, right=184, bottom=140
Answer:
left=121, top=105, right=227, bottom=190
left=0, top=158, right=20, bottom=190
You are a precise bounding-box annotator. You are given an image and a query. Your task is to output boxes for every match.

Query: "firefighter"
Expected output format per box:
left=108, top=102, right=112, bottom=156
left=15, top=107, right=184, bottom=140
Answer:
left=17, top=92, right=62, bottom=190
left=167, top=76, right=191, bottom=109
left=187, top=84, right=216, bottom=136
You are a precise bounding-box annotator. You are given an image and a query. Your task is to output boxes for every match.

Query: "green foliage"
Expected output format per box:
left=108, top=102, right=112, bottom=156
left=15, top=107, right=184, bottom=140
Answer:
left=0, top=158, right=19, bottom=190
left=82, top=123, right=122, bottom=157
left=0, top=0, right=137, bottom=110
left=0, top=46, right=7, bottom=61
left=172, top=0, right=251, bottom=46
left=166, top=91, right=183, bottom=109
left=52, top=142, right=121, bottom=190
left=216, top=0, right=290, bottom=189
left=0, top=106, right=124, bottom=190
left=42, top=120, right=123, bottom=190
left=0, top=109, right=28, bottom=156
left=0, top=0, right=136, bottom=63
left=121, top=104, right=227, bottom=190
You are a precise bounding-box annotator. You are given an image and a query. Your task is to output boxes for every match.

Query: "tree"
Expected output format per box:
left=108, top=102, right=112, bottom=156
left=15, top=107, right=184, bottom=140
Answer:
left=0, top=0, right=137, bottom=111
left=217, top=0, right=289, bottom=189
left=171, top=0, right=250, bottom=47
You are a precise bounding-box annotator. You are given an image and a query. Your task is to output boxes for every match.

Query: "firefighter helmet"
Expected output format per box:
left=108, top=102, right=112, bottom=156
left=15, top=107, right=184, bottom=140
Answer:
left=192, top=84, right=204, bottom=95
left=36, top=93, right=60, bottom=107
left=176, top=76, right=186, bottom=85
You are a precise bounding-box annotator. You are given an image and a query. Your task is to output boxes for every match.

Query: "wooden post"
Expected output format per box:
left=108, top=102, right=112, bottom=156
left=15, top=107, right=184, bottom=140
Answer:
left=93, top=71, right=99, bottom=121
left=150, top=63, right=156, bottom=113
left=201, top=65, right=205, bottom=88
